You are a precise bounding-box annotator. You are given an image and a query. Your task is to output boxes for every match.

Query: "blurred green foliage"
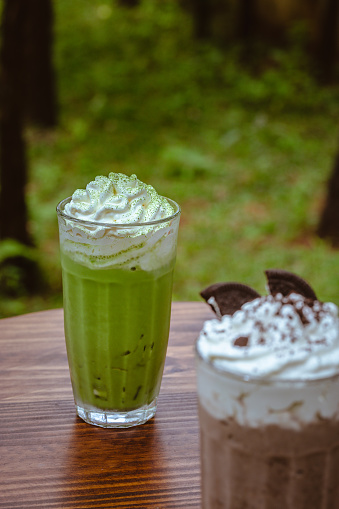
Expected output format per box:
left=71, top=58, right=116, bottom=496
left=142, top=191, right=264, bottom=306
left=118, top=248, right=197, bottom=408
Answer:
left=1, top=0, right=339, bottom=317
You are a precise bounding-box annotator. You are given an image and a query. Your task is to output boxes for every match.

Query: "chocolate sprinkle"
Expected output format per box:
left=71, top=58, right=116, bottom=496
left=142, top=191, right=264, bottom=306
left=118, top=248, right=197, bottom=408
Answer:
left=234, top=336, right=249, bottom=347
left=200, top=282, right=261, bottom=316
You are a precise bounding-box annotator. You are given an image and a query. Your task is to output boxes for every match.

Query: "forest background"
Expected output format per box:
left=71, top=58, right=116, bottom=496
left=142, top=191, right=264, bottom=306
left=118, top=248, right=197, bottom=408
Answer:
left=0, top=0, right=339, bottom=318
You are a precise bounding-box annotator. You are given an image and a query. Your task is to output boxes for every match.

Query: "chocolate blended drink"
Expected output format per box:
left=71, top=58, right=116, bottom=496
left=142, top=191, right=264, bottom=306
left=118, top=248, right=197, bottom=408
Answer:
left=196, top=270, right=339, bottom=508
left=57, top=173, right=180, bottom=427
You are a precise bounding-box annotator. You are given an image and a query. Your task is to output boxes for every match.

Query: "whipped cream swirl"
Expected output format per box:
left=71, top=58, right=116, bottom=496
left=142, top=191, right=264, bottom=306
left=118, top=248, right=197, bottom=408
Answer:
left=64, top=173, right=174, bottom=224
left=197, top=293, right=339, bottom=380
left=58, top=173, right=180, bottom=271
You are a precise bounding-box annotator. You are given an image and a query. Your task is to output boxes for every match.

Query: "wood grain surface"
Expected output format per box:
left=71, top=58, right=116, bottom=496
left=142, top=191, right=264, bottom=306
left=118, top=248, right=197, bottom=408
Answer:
left=0, top=302, right=214, bottom=509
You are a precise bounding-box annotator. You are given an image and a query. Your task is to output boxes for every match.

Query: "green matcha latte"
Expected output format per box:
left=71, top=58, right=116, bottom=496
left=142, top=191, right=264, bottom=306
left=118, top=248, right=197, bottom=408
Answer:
left=57, top=173, right=180, bottom=428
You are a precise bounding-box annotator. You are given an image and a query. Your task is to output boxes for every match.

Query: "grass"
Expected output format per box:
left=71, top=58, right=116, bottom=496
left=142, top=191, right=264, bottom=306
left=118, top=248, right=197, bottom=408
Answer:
left=1, top=0, right=339, bottom=317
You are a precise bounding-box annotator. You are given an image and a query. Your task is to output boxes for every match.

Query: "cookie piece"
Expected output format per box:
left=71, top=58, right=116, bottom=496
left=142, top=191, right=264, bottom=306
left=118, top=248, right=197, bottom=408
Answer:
left=265, top=269, right=317, bottom=301
left=200, top=282, right=261, bottom=316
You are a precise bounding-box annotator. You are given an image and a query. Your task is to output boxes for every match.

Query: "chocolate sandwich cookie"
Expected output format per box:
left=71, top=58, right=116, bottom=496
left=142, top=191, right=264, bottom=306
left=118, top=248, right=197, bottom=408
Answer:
left=200, top=282, right=260, bottom=317
left=201, top=269, right=319, bottom=318
left=265, top=269, right=317, bottom=301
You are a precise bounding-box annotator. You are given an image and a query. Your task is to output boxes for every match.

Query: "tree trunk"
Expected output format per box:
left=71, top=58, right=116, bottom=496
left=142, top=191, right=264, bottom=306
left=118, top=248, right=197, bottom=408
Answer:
left=237, top=0, right=257, bottom=62
left=0, top=0, right=32, bottom=245
left=316, top=0, right=339, bottom=83
left=317, top=150, right=339, bottom=247
left=24, top=0, right=57, bottom=127
left=237, top=0, right=256, bottom=42
left=191, top=0, right=212, bottom=40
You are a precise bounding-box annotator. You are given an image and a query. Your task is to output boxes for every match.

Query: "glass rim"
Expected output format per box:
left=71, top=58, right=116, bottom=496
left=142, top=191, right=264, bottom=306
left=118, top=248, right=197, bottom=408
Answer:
left=56, top=196, right=181, bottom=229
left=195, top=341, right=339, bottom=386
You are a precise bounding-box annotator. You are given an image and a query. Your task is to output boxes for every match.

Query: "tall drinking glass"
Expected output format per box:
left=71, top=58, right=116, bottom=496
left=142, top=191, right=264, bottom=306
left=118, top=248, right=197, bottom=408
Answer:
left=57, top=197, right=180, bottom=428
left=195, top=349, right=339, bottom=508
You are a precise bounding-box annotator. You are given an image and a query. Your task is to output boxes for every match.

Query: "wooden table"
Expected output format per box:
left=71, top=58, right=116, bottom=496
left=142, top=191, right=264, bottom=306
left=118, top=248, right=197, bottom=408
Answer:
left=0, top=302, right=213, bottom=508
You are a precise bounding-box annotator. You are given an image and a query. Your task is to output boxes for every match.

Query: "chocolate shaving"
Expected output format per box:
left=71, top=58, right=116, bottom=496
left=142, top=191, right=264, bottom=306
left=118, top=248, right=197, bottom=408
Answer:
left=265, top=269, right=317, bottom=301
left=234, top=336, right=249, bottom=347
left=200, top=282, right=260, bottom=316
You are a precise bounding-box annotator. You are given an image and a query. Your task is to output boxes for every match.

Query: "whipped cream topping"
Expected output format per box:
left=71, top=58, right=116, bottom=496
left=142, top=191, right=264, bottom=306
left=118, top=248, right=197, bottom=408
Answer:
left=57, top=173, right=180, bottom=271
left=197, top=293, right=339, bottom=381
left=64, top=173, right=174, bottom=224
left=196, top=292, right=339, bottom=428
